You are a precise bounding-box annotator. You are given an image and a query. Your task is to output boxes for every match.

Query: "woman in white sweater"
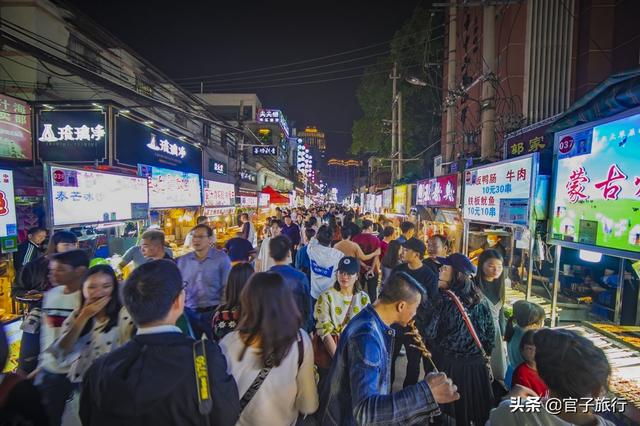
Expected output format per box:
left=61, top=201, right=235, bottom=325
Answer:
left=220, top=271, right=318, bottom=426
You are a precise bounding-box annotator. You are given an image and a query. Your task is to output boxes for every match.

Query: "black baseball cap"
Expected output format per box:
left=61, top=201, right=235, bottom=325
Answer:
left=337, top=256, right=359, bottom=275
left=437, top=253, right=476, bottom=276
left=401, top=237, right=426, bottom=258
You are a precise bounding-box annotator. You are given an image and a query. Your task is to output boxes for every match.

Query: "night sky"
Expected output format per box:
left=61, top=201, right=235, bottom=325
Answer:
left=66, top=0, right=423, bottom=159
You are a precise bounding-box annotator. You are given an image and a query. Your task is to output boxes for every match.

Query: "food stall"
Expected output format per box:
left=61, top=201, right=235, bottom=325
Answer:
left=0, top=169, right=20, bottom=329
left=412, top=173, right=463, bottom=252
left=461, top=153, right=554, bottom=316
left=202, top=179, right=236, bottom=247
left=548, top=108, right=640, bottom=327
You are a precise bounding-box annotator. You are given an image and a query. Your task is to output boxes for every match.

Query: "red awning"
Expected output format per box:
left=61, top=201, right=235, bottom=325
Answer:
left=261, top=186, right=290, bottom=204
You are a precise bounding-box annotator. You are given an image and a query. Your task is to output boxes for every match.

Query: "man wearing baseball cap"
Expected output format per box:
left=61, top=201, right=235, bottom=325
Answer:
left=390, top=237, right=439, bottom=388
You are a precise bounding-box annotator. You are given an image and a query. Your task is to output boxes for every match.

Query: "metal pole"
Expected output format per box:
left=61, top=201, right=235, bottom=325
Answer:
left=526, top=228, right=535, bottom=300
left=550, top=245, right=562, bottom=326
left=445, top=1, right=457, bottom=166
left=462, top=221, right=469, bottom=256
left=613, top=257, right=625, bottom=324
left=391, top=62, right=398, bottom=183
left=398, top=91, right=403, bottom=179
left=480, top=3, right=496, bottom=159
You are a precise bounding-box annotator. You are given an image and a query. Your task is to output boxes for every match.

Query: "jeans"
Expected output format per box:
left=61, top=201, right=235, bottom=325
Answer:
left=191, top=307, right=217, bottom=339
left=36, top=370, right=74, bottom=426
left=18, top=330, right=40, bottom=374
left=362, top=273, right=379, bottom=302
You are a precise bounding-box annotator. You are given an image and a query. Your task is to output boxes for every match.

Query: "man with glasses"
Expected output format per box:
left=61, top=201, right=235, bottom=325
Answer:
left=176, top=224, right=231, bottom=336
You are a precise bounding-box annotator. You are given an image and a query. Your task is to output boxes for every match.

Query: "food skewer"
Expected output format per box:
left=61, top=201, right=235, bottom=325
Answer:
left=406, top=320, right=439, bottom=373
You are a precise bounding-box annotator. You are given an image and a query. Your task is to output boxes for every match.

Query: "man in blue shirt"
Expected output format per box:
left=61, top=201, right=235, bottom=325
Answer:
left=269, top=235, right=312, bottom=332
left=395, top=221, right=416, bottom=244
left=223, top=232, right=256, bottom=265
left=295, top=228, right=316, bottom=279
left=177, top=224, right=231, bottom=335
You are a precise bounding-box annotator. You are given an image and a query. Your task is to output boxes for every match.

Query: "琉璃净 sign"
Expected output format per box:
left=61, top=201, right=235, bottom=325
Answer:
left=115, top=115, right=202, bottom=174
left=416, top=174, right=458, bottom=208
left=550, top=110, right=640, bottom=258
left=463, top=154, right=537, bottom=226
left=37, top=109, right=107, bottom=163
left=252, top=145, right=277, bottom=156
left=0, top=94, right=32, bottom=161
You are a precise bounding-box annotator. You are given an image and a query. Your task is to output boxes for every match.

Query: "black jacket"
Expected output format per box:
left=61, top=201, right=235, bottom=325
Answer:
left=12, top=256, right=50, bottom=298
left=79, top=332, right=241, bottom=426
left=13, top=240, right=42, bottom=276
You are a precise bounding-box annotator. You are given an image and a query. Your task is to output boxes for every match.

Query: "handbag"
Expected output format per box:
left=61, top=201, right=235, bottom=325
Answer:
left=312, top=293, right=357, bottom=369
left=444, top=290, right=494, bottom=382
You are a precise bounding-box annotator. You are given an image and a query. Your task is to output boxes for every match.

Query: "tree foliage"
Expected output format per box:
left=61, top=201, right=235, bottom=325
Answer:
left=351, top=4, right=444, bottom=178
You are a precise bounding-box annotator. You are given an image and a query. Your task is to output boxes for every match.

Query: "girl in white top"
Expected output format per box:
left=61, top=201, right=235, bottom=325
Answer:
left=314, top=256, right=371, bottom=358
left=220, top=271, right=318, bottom=426
left=52, top=264, right=134, bottom=383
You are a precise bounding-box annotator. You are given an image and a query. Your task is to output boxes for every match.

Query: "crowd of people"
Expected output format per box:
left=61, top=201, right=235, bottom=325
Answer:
left=0, top=206, right=620, bottom=426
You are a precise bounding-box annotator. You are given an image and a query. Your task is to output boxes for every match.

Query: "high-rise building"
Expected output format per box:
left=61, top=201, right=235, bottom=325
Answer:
left=297, top=126, right=326, bottom=159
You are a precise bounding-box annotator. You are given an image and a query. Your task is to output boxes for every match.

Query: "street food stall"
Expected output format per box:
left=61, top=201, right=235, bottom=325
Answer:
left=385, top=184, right=414, bottom=232
left=548, top=107, right=640, bottom=327
left=0, top=169, right=21, bottom=347
left=202, top=179, right=236, bottom=247
left=412, top=173, right=463, bottom=253
left=461, top=153, right=553, bottom=316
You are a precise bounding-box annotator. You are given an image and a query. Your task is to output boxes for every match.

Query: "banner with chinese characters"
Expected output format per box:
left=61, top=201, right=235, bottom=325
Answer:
left=37, top=109, right=107, bottom=163
left=259, top=193, right=270, bottom=208
left=203, top=180, right=235, bottom=207
left=252, top=145, right=277, bottom=156
left=416, top=174, right=458, bottom=208
left=393, top=185, right=408, bottom=215
left=382, top=189, right=393, bottom=209
left=238, top=191, right=258, bottom=208
left=374, top=193, right=383, bottom=213
left=115, top=115, right=202, bottom=174
left=0, top=169, right=18, bottom=242
left=550, top=111, right=640, bottom=258
left=50, top=166, right=148, bottom=226
left=0, top=94, right=32, bottom=161
left=504, top=115, right=557, bottom=159
left=208, top=159, right=227, bottom=175
left=463, top=154, right=537, bottom=225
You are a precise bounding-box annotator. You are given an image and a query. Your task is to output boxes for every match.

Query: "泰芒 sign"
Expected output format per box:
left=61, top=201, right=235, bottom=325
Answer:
left=463, top=154, right=537, bottom=225
left=550, top=110, right=640, bottom=258
left=0, top=94, right=32, bottom=161
left=37, top=109, right=107, bottom=163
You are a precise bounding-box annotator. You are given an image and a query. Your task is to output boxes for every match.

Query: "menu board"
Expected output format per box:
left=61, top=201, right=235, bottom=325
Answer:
left=393, top=185, right=408, bottom=214
left=203, top=180, right=235, bottom=207
left=239, top=192, right=258, bottom=208
left=374, top=193, right=383, bottom=213
left=550, top=111, right=640, bottom=258
left=259, top=193, right=270, bottom=208
left=463, top=154, right=536, bottom=225
left=416, top=174, right=458, bottom=208
left=0, top=94, right=32, bottom=160
left=0, top=169, right=18, bottom=238
left=146, top=165, right=201, bottom=209
left=382, top=189, right=393, bottom=208
left=50, top=166, right=148, bottom=226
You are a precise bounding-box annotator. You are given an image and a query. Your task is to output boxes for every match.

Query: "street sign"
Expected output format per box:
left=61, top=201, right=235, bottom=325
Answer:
left=252, top=145, right=277, bottom=156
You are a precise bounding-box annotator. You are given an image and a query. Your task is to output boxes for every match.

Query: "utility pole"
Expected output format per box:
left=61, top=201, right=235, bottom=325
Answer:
left=390, top=62, right=399, bottom=184
left=445, top=1, right=457, bottom=167
left=480, top=3, right=496, bottom=159
left=398, top=91, right=403, bottom=180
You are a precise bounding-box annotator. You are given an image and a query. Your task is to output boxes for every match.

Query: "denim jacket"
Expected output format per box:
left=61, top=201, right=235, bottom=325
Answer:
left=318, top=305, right=440, bottom=425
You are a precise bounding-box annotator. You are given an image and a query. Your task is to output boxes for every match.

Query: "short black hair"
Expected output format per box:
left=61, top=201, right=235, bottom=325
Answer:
left=141, top=229, right=165, bottom=245
left=50, top=249, right=90, bottom=269
left=304, top=228, right=316, bottom=240
left=28, top=226, right=46, bottom=235
left=316, top=225, right=333, bottom=246
left=361, top=220, right=373, bottom=230
left=283, top=215, right=291, bottom=219
left=196, top=216, right=208, bottom=224
left=269, top=235, right=291, bottom=262
left=122, top=259, right=183, bottom=326
left=270, top=219, right=284, bottom=229
left=378, top=271, right=425, bottom=304
left=382, top=226, right=395, bottom=238
left=191, top=224, right=213, bottom=237
left=400, top=221, right=415, bottom=234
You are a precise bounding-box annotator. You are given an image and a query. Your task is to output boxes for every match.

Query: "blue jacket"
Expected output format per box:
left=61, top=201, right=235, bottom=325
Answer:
left=318, top=305, right=440, bottom=425
left=269, top=264, right=313, bottom=332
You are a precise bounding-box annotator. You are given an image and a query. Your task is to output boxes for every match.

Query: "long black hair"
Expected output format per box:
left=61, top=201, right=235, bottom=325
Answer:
left=448, top=261, right=483, bottom=306
left=381, top=240, right=402, bottom=269
left=476, top=249, right=505, bottom=304
left=80, top=265, right=122, bottom=336
left=218, top=262, right=255, bottom=314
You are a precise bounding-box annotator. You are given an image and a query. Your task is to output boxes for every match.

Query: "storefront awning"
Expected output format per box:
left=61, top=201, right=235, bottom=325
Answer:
left=261, top=185, right=290, bottom=204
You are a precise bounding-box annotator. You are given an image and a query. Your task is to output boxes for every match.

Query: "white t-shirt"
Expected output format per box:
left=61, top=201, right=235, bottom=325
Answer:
left=306, top=238, right=344, bottom=299
left=220, top=330, right=318, bottom=426
left=39, top=286, right=81, bottom=374
left=256, top=236, right=276, bottom=272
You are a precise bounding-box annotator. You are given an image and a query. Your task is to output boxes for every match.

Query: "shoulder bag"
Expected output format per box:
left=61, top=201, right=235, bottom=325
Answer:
left=444, top=289, right=494, bottom=382
left=312, top=293, right=357, bottom=369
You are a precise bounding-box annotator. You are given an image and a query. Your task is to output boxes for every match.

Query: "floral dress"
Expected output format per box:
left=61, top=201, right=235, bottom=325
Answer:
left=314, top=288, right=370, bottom=339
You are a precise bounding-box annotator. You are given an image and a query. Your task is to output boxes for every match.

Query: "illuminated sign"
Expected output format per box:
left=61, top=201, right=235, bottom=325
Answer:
left=240, top=169, right=257, bottom=184
left=416, top=174, right=458, bottom=208
left=550, top=110, right=640, bottom=258
left=208, top=159, right=227, bottom=175
left=252, top=145, right=277, bottom=156
left=146, top=134, right=187, bottom=159
left=203, top=180, right=235, bottom=207
left=37, top=110, right=107, bottom=162
left=256, top=108, right=289, bottom=138
left=393, top=185, right=408, bottom=214
left=463, top=154, right=537, bottom=225
left=0, top=169, right=17, bottom=239
left=0, top=94, right=32, bottom=160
